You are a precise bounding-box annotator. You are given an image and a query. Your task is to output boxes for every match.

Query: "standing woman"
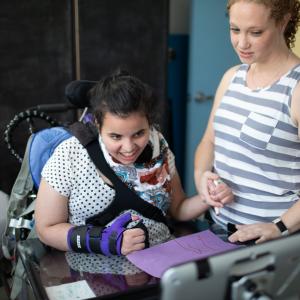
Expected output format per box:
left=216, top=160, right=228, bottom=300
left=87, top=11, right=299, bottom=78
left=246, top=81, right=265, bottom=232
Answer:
left=194, top=0, right=300, bottom=244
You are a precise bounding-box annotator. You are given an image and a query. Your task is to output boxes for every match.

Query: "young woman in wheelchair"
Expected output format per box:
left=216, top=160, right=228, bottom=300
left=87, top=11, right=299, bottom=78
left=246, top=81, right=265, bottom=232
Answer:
left=35, top=70, right=216, bottom=257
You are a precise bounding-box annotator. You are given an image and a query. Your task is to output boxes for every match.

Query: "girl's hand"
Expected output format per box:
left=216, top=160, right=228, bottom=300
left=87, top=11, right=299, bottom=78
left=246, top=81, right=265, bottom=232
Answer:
left=228, top=222, right=281, bottom=244
left=121, top=227, right=146, bottom=255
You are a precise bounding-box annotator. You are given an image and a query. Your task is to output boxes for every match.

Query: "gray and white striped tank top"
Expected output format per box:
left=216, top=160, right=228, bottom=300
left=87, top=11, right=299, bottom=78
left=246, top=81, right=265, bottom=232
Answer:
left=212, top=63, right=300, bottom=227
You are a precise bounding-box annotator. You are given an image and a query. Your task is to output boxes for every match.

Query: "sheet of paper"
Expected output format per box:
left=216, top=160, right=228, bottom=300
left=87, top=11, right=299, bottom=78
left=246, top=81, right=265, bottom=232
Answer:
left=45, top=280, right=96, bottom=300
left=127, top=229, right=239, bottom=278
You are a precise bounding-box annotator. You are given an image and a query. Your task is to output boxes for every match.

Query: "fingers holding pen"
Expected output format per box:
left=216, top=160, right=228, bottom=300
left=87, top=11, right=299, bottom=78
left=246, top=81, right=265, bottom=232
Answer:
left=198, top=172, right=235, bottom=216
left=208, top=178, right=234, bottom=205
left=200, top=171, right=222, bottom=206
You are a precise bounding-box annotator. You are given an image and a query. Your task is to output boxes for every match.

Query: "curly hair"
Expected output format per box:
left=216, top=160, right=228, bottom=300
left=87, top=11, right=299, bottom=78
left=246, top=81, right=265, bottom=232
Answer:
left=227, top=0, right=300, bottom=48
left=89, top=70, right=160, bottom=129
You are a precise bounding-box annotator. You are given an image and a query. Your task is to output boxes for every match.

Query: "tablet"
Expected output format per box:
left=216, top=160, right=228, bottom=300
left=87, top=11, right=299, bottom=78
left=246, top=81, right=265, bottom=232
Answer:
left=161, top=232, right=300, bottom=300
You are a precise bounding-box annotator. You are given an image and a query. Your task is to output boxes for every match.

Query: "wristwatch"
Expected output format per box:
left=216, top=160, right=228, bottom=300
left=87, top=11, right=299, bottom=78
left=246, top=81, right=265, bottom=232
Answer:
left=272, top=218, right=289, bottom=236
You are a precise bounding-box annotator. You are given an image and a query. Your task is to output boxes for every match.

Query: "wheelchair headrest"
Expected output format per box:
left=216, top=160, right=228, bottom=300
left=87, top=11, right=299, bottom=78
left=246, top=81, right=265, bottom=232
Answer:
left=65, top=80, right=97, bottom=109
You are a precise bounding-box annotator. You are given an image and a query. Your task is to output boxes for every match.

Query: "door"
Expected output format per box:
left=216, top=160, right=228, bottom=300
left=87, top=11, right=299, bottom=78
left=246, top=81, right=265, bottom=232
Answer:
left=184, top=0, right=239, bottom=195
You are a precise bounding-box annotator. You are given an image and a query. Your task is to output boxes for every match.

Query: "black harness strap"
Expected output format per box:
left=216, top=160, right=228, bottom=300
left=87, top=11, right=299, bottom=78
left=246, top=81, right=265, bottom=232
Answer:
left=85, top=139, right=168, bottom=227
left=68, top=122, right=168, bottom=227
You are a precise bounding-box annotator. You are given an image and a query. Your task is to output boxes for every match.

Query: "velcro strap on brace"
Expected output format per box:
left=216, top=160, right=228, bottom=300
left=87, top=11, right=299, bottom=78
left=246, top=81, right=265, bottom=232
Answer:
left=88, top=226, right=104, bottom=253
left=67, top=212, right=149, bottom=256
left=67, top=225, right=91, bottom=253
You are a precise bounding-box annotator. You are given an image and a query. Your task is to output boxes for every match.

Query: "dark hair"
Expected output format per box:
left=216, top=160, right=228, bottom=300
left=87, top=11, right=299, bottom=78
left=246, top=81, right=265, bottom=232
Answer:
left=89, top=70, right=160, bottom=128
left=227, top=0, right=300, bottom=49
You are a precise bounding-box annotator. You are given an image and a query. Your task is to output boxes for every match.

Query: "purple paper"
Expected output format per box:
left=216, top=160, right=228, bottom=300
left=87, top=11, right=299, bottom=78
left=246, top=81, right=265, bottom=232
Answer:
left=127, top=230, right=239, bottom=278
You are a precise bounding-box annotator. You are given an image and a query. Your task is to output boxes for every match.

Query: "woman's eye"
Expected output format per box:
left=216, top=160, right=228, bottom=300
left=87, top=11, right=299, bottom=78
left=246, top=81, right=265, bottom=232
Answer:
left=251, top=31, right=262, bottom=36
left=230, top=27, right=240, bottom=33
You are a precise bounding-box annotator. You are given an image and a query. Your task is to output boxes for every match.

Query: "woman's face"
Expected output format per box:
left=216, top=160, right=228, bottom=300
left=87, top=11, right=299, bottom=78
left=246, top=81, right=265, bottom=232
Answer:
left=100, top=111, right=150, bottom=165
left=229, top=1, right=285, bottom=64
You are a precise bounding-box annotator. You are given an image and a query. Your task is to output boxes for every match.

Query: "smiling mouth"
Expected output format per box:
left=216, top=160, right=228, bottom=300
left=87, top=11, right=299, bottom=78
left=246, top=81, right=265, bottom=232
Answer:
left=120, top=151, right=138, bottom=160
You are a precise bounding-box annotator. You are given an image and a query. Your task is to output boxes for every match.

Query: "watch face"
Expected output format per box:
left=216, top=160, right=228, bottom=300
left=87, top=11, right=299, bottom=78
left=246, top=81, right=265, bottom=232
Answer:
left=274, top=219, right=288, bottom=235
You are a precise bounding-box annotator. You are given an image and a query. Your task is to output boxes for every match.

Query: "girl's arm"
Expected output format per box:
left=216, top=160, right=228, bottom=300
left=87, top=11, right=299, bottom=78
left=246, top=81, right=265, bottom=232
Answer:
left=35, top=178, right=146, bottom=254
left=35, top=178, right=71, bottom=251
left=169, top=170, right=209, bottom=221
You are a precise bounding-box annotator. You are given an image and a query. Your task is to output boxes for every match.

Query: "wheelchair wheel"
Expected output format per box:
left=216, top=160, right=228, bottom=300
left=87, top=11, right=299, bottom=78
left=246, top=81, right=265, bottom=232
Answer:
left=4, top=109, right=60, bottom=163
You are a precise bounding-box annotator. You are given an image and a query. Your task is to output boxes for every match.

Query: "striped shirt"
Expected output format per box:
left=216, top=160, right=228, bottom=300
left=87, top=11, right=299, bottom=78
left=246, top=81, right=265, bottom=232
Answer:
left=212, top=64, right=300, bottom=227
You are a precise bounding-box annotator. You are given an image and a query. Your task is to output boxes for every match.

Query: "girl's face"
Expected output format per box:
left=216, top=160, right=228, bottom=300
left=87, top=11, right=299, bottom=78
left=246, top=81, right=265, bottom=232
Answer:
left=229, top=1, right=285, bottom=64
left=100, top=111, right=150, bottom=165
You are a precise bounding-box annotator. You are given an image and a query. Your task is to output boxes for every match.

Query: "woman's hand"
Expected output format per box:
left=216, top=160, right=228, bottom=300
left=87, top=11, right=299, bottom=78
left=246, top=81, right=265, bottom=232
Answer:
left=121, top=227, right=146, bottom=255
left=228, top=222, right=281, bottom=244
left=199, top=171, right=234, bottom=209
left=208, top=178, right=234, bottom=206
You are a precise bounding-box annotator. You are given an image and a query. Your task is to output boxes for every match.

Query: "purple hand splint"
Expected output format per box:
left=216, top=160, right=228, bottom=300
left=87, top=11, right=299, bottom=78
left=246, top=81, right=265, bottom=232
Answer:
left=101, top=212, right=132, bottom=256
left=67, top=212, right=149, bottom=256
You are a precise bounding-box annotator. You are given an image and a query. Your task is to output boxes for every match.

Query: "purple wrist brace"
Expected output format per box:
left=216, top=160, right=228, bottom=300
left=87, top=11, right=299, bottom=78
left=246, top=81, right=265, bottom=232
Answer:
left=100, top=212, right=132, bottom=255
left=67, top=212, right=133, bottom=256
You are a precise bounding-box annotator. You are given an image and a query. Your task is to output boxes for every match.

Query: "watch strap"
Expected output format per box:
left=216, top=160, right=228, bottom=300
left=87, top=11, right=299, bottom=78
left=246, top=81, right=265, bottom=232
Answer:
left=272, top=218, right=289, bottom=236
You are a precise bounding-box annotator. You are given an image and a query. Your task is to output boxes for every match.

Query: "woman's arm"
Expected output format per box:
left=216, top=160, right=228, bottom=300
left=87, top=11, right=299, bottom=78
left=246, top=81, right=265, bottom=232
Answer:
left=284, top=78, right=300, bottom=233
left=194, top=66, right=238, bottom=206
left=169, top=67, right=238, bottom=220
left=228, top=199, right=300, bottom=244
left=280, top=75, right=300, bottom=234
left=35, top=178, right=72, bottom=251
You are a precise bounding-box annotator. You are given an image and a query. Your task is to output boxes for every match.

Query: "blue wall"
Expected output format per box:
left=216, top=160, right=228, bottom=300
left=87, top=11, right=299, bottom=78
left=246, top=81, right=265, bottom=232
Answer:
left=168, top=34, right=189, bottom=181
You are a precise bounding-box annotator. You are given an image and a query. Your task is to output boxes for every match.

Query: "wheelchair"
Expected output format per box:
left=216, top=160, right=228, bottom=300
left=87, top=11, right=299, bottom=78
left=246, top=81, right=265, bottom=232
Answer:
left=1, top=80, right=97, bottom=300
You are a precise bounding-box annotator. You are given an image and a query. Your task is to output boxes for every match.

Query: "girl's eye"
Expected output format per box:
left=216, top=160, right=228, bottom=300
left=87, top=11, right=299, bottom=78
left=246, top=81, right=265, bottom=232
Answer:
left=134, top=130, right=145, bottom=138
left=110, top=134, right=121, bottom=140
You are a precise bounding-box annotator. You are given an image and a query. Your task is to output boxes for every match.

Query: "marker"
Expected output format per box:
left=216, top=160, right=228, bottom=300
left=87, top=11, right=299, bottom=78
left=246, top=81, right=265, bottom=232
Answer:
left=214, top=207, right=220, bottom=216
left=213, top=179, right=223, bottom=216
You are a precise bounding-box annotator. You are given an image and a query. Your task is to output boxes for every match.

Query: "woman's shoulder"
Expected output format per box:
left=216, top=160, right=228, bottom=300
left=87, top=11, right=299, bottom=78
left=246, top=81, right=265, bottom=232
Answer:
left=223, top=64, right=244, bottom=80
left=216, top=64, right=244, bottom=93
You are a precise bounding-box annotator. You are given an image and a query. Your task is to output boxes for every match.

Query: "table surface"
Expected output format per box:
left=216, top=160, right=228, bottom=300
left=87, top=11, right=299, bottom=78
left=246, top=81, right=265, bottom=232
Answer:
left=18, top=220, right=209, bottom=300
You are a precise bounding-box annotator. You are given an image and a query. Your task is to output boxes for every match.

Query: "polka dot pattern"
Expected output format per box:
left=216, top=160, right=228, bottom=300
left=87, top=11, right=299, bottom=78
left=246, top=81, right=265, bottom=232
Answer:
left=65, top=251, right=142, bottom=274
left=42, top=137, right=114, bottom=225
left=41, top=137, right=173, bottom=246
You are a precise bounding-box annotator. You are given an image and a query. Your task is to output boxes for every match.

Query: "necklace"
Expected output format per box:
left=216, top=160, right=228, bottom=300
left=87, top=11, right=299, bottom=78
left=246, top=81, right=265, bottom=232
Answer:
left=250, top=51, right=291, bottom=90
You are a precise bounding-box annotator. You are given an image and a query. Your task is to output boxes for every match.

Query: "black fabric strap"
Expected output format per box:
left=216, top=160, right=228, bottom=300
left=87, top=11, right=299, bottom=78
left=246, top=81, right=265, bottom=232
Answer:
left=69, top=226, right=90, bottom=253
left=85, top=139, right=168, bottom=227
left=88, top=226, right=104, bottom=253
left=108, top=231, right=119, bottom=255
left=68, top=122, right=168, bottom=228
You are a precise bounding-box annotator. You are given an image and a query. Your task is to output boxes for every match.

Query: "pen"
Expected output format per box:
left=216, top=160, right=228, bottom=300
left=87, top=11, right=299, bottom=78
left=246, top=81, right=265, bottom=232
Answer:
left=213, top=179, right=223, bottom=216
